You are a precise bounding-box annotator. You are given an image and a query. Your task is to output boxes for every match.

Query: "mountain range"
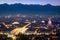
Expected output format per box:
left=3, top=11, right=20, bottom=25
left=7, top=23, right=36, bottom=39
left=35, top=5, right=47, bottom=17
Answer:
left=0, top=3, right=60, bottom=16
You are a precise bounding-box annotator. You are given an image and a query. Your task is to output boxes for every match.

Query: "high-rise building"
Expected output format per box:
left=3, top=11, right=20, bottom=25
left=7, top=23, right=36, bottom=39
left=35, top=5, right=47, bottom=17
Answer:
left=48, top=18, right=52, bottom=26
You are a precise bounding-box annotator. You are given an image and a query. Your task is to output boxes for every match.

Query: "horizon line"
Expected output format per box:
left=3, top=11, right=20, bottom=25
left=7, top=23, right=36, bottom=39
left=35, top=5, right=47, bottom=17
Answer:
left=0, top=3, right=60, bottom=6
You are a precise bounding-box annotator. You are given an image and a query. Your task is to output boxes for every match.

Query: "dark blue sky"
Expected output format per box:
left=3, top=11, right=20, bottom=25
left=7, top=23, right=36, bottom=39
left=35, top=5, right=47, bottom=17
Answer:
left=0, top=0, right=60, bottom=5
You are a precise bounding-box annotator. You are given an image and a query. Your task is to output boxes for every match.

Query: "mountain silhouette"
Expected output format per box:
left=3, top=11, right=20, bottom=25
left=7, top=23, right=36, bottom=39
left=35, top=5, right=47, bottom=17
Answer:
left=0, top=3, right=60, bottom=16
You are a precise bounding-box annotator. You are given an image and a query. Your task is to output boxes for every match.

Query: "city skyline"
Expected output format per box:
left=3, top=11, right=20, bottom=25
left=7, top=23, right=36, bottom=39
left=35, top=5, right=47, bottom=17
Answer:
left=0, top=0, right=60, bottom=6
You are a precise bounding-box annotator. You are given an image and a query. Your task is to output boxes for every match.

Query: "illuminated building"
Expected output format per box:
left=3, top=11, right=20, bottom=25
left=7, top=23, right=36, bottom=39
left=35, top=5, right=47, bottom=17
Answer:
left=12, top=22, right=19, bottom=25
left=48, top=18, right=52, bottom=26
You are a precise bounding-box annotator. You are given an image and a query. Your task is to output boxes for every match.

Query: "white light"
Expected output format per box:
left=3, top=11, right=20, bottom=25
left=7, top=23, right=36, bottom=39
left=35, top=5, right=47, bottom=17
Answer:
left=41, top=21, right=45, bottom=23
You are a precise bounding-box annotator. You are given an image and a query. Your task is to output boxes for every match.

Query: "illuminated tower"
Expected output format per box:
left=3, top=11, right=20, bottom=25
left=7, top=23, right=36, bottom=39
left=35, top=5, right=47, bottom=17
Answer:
left=48, top=18, right=52, bottom=26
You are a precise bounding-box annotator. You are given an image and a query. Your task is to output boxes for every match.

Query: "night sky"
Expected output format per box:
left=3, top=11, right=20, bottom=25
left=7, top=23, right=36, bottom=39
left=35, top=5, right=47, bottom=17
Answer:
left=0, top=0, right=60, bottom=5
